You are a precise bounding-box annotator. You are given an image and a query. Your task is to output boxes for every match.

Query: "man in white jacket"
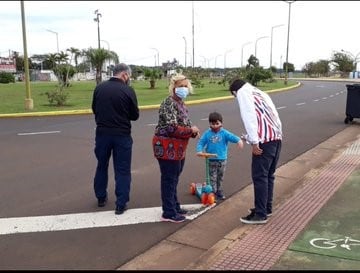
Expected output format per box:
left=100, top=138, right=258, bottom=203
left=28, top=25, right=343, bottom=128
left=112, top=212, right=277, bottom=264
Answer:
left=229, top=79, right=282, bottom=224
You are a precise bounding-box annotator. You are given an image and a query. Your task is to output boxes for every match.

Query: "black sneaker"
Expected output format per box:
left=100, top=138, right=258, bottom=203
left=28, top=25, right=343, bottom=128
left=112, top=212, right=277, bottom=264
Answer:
left=240, top=213, right=267, bottom=225
left=115, top=205, right=128, bottom=215
left=216, top=193, right=226, bottom=200
left=97, top=197, right=107, bottom=207
left=248, top=208, right=272, bottom=217
left=161, top=214, right=186, bottom=223
left=177, top=208, right=188, bottom=215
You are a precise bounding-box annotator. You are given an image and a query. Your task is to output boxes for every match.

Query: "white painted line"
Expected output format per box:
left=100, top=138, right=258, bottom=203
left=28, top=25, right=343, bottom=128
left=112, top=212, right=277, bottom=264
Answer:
left=17, top=131, right=61, bottom=136
left=276, top=106, right=287, bottom=110
left=296, top=102, right=306, bottom=106
left=313, top=99, right=320, bottom=102
left=0, top=204, right=213, bottom=235
left=200, top=118, right=208, bottom=121
left=329, top=95, right=334, bottom=97
left=322, top=97, right=327, bottom=100
left=146, top=123, right=157, bottom=126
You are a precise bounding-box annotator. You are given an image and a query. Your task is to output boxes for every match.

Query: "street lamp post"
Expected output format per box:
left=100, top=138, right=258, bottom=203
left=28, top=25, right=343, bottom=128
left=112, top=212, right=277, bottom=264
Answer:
left=94, top=9, right=102, bottom=49
left=284, top=1, right=295, bottom=85
left=199, top=55, right=207, bottom=68
left=182, top=36, right=187, bottom=67
left=46, top=29, right=59, bottom=53
left=224, top=49, right=233, bottom=70
left=255, top=36, right=269, bottom=58
left=241, top=41, right=252, bottom=67
left=192, top=0, right=195, bottom=67
left=215, top=54, right=222, bottom=68
left=270, top=24, right=284, bottom=68
left=20, top=0, right=33, bottom=110
left=150, top=48, right=159, bottom=67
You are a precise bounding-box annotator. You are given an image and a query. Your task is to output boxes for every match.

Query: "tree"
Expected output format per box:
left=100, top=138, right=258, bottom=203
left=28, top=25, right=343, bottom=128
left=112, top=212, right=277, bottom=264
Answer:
left=84, top=48, right=119, bottom=85
left=302, top=60, right=329, bottom=77
left=331, top=51, right=354, bottom=77
left=144, top=68, right=162, bottom=89
left=283, top=62, right=294, bottom=73
left=247, top=54, right=259, bottom=68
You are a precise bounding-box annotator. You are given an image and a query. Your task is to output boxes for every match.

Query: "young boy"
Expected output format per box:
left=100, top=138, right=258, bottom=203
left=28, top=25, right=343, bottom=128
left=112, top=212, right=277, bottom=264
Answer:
left=196, top=112, right=243, bottom=200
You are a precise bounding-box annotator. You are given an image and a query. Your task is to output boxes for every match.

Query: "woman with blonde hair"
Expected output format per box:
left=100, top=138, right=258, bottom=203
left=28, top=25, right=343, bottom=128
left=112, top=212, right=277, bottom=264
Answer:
left=152, top=73, right=200, bottom=223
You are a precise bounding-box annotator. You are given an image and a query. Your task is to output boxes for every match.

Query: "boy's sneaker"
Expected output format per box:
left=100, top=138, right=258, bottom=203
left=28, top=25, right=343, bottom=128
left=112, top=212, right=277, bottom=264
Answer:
left=248, top=208, right=272, bottom=217
left=216, top=192, right=226, bottom=200
left=240, top=213, right=267, bottom=225
left=161, top=214, right=186, bottom=223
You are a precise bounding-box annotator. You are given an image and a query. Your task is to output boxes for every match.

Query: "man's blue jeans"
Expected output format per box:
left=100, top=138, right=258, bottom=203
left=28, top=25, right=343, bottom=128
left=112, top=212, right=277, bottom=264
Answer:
left=94, top=132, right=133, bottom=208
left=157, top=158, right=185, bottom=217
left=252, top=140, right=282, bottom=218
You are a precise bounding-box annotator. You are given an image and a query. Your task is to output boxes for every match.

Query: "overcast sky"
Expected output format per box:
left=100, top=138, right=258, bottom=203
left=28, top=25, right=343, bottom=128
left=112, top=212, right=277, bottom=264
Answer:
left=1, top=1, right=360, bottom=70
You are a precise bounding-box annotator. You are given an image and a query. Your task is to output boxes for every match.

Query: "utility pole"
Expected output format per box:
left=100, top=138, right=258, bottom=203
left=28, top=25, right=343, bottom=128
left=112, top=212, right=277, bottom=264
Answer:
left=94, top=10, right=102, bottom=49
left=20, top=0, right=33, bottom=110
left=192, top=1, right=195, bottom=68
left=284, top=1, right=295, bottom=85
left=182, top=36, right=187, bottom=67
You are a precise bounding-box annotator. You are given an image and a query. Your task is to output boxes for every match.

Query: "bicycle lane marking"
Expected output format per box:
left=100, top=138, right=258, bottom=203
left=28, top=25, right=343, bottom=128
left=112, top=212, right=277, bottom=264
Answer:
left=0, top=204, right=214, bottom=235
left=310, top=236, right=360, bottom=251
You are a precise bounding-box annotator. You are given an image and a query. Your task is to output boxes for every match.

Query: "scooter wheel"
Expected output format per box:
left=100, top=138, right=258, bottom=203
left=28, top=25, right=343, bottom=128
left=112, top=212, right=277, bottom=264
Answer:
left=207, top=193, right=216, bottom=205
left=201, top=193, right=208, bottom=205
left=190, top=183, right=196, bottom=195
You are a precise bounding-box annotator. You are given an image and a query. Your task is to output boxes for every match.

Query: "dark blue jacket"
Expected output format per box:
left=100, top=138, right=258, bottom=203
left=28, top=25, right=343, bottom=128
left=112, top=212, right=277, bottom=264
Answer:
left=92, top=77, right=139, bottom=135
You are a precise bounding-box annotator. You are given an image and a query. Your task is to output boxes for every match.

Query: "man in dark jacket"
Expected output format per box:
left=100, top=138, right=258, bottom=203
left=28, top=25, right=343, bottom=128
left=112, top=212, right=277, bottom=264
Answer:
left=92, top=63, right=139, bottom=215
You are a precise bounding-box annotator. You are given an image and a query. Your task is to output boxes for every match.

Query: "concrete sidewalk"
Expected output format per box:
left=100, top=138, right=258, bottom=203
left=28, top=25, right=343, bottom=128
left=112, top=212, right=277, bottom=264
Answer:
left=119, top=124, right=360, bottom=270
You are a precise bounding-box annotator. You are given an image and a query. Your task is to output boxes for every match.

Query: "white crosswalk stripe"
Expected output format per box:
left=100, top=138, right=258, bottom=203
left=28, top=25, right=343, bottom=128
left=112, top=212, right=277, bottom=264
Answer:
left=0, top=204, right=215, bottom=235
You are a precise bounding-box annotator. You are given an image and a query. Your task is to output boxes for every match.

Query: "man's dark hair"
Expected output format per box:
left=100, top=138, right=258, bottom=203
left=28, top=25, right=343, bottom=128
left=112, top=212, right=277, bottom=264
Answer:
left=112, top=63, right=131, bottom=76
left=209, top=111, right=223, bottom=123
left=229, top=79, right=246, bottom=93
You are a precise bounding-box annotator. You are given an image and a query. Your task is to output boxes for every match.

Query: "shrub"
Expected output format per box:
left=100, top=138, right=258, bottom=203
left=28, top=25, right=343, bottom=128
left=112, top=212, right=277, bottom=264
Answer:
left=0, top=72, right=15, bottom=84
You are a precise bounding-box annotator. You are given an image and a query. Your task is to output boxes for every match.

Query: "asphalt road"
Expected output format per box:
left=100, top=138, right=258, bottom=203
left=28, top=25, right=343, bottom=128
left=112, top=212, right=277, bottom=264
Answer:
left=0, top=80, right=349, bottom=269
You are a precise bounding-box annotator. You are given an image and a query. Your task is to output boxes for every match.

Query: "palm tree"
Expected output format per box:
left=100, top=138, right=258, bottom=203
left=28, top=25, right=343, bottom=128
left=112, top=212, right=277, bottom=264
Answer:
left=144, top=68, right=161, bottom=89
left=84, top=48, right=119, bottom=85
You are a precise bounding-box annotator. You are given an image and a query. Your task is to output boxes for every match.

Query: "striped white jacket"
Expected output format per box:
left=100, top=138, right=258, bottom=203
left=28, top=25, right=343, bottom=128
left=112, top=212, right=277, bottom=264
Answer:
left=235, top=83, right=282, bottom=144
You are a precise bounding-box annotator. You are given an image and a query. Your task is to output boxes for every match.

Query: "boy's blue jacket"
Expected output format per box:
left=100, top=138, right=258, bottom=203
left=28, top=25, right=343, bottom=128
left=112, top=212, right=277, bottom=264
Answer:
left=196, top=127, right=240, bottom=160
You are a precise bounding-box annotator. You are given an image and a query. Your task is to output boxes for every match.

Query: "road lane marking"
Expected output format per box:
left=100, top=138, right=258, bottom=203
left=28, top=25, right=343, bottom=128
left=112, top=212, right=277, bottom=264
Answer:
left=17, top=131, right=61, bottom=136
left=296, top=102, right=306, bottom=106
left=0, top=204, right=215, bottom=235
left=277, top=106, right=287, bottom=110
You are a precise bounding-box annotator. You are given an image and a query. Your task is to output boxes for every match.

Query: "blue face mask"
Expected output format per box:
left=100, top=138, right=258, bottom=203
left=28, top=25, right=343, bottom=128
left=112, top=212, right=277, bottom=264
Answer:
left=175, top=87, right=189, bottom=100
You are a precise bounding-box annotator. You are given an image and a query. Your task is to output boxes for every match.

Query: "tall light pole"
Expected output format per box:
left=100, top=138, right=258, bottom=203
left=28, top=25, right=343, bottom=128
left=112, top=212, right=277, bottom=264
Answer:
left=46, top=29, right=59, bottom=53
left=255, top=36, right=269, bottom=58
left=215, top=54, right=222, bottom=68
left=224, top=49, right=233, bottom=70
left=341, top=49, right=360, bottom=72
left=20, top=0, right=33, bottom=110
left=241, top=41, right=252, bottom=67
left=199, top=55, right=207, bottom=68
left=94, top=9, right=102, bottom=49
left=270, top=24, right=284, bottom=68
left=182, top=36, right=187, bottom=67
left=150, top=48, right=159, bottom=67
left=192, top=0, right=195, bottom=68
left=284, top=1, right=295, bottom=85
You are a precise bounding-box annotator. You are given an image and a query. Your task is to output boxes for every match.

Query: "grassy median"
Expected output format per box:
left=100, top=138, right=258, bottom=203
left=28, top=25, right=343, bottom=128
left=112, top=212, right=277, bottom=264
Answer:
left=0, top=78, right=296, bottom=114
